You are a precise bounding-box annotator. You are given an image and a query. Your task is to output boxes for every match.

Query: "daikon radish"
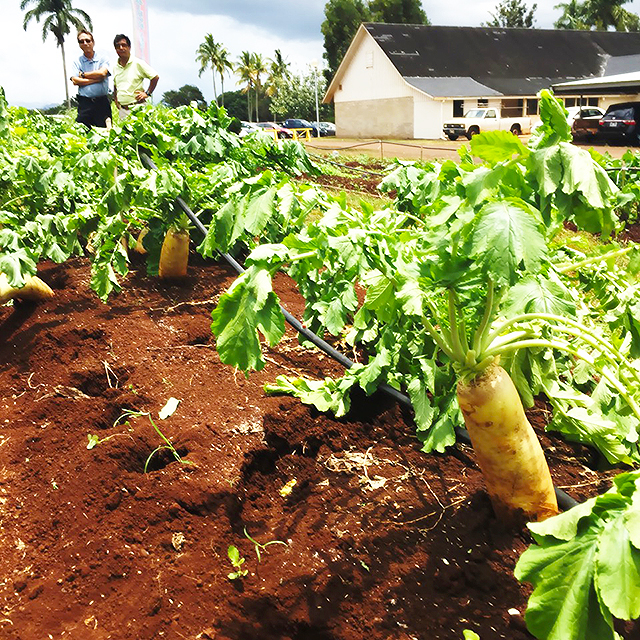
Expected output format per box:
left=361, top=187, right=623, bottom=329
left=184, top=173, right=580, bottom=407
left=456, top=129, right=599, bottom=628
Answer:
left=457, top=363, right=558, bottom=524
left=135, top=227, right=149, bottom=255
left=0, top=273, right=54, bottom=304
left=158, top=227, right=189, bottom=278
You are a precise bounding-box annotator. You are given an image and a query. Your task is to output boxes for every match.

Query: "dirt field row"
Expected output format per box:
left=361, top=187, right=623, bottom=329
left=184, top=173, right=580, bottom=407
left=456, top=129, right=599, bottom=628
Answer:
left=304, top=136, right=632, bottom=162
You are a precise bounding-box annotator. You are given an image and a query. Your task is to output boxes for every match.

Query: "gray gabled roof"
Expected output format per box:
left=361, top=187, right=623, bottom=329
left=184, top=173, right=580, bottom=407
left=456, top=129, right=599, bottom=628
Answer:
left=404, top=77, right=501, bottom=97
left=360, top=24, right=640, bottom=97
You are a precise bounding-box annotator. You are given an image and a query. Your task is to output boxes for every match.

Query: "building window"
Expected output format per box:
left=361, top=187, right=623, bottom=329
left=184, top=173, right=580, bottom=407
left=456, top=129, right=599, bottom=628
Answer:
left=477, top=98, right=488, bottom=107
left=566, top=97, right=600, bottom=107
left=501, top=98, right=524, bottom=117
left=453, top=100, right=464, bottom=117
left=365, top=51, right=373, bottom=68
left=526, top=98, right=538, bottom=115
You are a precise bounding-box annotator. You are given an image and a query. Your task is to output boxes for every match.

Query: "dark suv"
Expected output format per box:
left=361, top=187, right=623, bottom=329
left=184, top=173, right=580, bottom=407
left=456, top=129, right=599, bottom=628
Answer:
left=599, top=102, right=640, bottom=144
left=282, top=118, right=318, bottom=137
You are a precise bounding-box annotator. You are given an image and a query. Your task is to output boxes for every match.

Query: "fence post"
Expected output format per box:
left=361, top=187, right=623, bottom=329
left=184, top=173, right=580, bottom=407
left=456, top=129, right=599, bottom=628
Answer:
left=380, top=139, right=383, bottom=160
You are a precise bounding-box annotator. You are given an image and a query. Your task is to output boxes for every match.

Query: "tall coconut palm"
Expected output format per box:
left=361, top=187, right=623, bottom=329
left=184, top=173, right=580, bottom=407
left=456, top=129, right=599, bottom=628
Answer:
left=554, top=0, right=589, bottom=28
left=251, top=53, right=268, bottom=122
left=555, top=0, right=639, bottom=30
left=21, top=0, right=92, bottom=109
left=584, top=0, right=630, bottom=29
left=236, top=51, right=257, bottom=121
left=195, top=35, right=232, bottom=107
left=264, top=50, right=290, bottom=120
left=269, top=49, right=290, bottom=83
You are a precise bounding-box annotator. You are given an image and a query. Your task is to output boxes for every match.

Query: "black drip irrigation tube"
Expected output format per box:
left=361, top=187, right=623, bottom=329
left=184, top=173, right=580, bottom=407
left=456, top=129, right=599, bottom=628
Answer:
left=140, top=151, right=578, bottom=512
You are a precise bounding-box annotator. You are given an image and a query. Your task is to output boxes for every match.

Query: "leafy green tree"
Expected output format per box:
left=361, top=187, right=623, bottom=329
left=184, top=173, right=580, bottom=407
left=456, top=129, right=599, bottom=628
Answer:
left=218, top=90, right=249, bottom=121
left=322, top=0, right=431, bottom=82
left=554, top=0, right=640, bottom=30
left=584, top=0, right=632, bottom=29
left=270, top=66, right=331, bottom=121
left=195, top=35, right=232, bottom=107
left=322, top=0, right=371, bottom=81
left=368, top=0, right=430, bottom=23
left=484, top=0, right=537, bottom=27
left=20, top=0, right=92, bottom=108
left=161, top=85, right=206, bottom=109
left=554, top=0, right=589, bottom=28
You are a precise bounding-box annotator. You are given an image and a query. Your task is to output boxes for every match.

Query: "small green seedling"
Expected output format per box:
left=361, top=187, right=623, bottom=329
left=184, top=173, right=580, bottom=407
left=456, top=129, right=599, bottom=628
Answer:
left=86, top=432, right=133, bottom=449
left=111, top=408, right=192, bottom=472
left=463, top=631, right=480, bottom=640
left=227, top=545, right=248, bottom=580
left=243, top=527, right=288, bottom=562
left=144, top=412, right=194, bottom=472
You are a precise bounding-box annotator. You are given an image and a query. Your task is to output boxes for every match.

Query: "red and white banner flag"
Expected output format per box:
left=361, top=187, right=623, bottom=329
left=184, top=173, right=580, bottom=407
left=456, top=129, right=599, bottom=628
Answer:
left=131, top=0, right=150, bottom=63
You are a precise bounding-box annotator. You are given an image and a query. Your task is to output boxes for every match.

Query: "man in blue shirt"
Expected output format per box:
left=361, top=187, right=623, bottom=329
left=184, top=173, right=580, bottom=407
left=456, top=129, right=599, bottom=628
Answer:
left=70, top=30, right=111, bottom=128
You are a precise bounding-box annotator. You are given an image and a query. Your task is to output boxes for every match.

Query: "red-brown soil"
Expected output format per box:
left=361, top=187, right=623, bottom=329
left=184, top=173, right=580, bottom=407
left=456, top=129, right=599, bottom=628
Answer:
left=0, top=255, right=633, bottom=640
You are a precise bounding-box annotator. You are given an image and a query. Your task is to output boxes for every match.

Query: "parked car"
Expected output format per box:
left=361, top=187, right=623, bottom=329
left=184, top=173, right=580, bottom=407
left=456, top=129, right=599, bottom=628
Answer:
left=598, top=102, right=640, bottom=144
left=282, top=118, right=319, bottom=137
left=239, top=121, right=260, bottom=138
left=442, top=108, right=531, bottom=140
left=570, top=106, right=605, bottom=139
left=255, top=122, right=295, bottom=138
left=318, top=122, right=336, bottom=136
left=530, top=105, right=604, bottom=137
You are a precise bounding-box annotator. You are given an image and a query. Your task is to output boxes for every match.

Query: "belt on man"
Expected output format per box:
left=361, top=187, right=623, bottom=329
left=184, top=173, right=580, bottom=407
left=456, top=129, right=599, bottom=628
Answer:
left=119, top=103, right=135, bottom=110
left=78, top=95, right=107, bottom=102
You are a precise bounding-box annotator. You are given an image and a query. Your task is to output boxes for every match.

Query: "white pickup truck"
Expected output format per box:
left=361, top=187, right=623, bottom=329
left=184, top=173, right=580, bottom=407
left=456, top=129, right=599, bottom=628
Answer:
left=442, top=108, right=532, bottom=140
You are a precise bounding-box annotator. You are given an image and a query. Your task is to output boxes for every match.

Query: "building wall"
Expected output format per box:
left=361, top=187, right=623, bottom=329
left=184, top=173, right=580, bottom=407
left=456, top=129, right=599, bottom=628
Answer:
left=334, top=35, right=412, bottom=103
left=413, top=96, right=449, bottom=139
left=335, top=97, right=414, bottom=138
left=333, top=32, right=418, bottom=138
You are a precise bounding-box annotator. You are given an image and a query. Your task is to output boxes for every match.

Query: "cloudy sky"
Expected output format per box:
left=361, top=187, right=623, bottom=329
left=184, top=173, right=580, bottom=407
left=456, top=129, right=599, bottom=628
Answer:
left=4, top=0, right=640, bottom=108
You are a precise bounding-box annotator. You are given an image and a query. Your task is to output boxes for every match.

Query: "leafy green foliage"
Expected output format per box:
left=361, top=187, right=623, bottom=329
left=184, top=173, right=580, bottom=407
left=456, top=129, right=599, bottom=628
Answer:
left=321, top=0, right=371, bottom=78
left=515, top=470, right=640, bottom=640
left=484, top=0, right=537, bottom=27
left=211, top=263, right=286, bottom=372
left=161, top=84, right=206, bottom=109
left=0, top=96, right=321, bottom=300
left=210, top=89, right=640, bottom=467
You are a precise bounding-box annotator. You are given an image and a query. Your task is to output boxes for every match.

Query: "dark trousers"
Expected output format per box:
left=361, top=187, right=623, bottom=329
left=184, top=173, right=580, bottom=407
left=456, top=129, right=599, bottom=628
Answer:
left=77, top=94, right=112, bottom=128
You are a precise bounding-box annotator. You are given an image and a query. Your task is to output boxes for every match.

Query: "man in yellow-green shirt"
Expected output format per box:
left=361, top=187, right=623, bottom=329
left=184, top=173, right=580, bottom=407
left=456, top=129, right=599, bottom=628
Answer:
left=113, top=34, right=159, bottom=119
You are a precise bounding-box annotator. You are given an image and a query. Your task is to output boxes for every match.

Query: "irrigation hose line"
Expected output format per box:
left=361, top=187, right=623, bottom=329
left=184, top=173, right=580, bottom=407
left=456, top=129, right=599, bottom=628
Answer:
left=140, top=151, right=578, bottom=512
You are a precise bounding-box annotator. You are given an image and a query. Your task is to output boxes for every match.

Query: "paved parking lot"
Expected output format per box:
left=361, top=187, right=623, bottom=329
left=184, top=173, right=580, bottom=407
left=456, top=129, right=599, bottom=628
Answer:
left=304, top=136, right=634, bottom=162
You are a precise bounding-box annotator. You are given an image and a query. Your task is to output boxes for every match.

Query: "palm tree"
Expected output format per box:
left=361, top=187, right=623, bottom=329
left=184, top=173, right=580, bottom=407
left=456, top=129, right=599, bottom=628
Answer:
left=264, top=50, right=289, bottom=120
left=236, top=51, right=257, bottom=121
left=584, top=0, right=630, bottom=29
left=269, top=50, right=290, bottom=85
left=252, top=53, right=268, bottom=122
left=195, top=35, right=233, bottom=107
left=554, top=0, right=589, bottom=28
left=21, top=0, right=92, bottom=109
left=555, top=0, right=639, bottom=30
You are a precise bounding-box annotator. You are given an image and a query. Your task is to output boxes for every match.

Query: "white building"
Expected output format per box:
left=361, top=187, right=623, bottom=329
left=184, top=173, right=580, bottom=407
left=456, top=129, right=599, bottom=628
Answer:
left=324, top=24, right=640, bottom=139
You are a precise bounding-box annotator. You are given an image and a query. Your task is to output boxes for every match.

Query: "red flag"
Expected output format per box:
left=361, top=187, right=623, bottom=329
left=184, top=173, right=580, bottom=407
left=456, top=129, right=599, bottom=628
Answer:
left=131, top=0, right=150, bottom=63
